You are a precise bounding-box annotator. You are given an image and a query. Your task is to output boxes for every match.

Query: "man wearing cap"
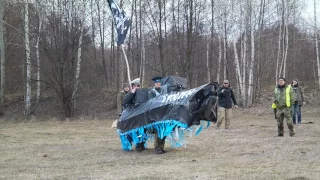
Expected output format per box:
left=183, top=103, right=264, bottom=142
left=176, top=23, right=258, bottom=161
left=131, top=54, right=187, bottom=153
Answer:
left=148, top=76, right=166, bottom=154
left=148, top=76, right=163, bottom=99
left=117, top=83, right=130, bottom=116
left=216, top=80, right=238, bottom=129
left=272, top=77, right=295, bottom=137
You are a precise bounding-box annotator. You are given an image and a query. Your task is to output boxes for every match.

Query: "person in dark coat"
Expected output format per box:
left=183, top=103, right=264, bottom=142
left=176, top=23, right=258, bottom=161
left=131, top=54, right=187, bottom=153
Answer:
left=122, top=80, right=146, bottom=152
left=291, top=79, right=305, bottom=124
left=123, top=81, right=140, bottom=107
left=215, top=80, right=238, bottom=129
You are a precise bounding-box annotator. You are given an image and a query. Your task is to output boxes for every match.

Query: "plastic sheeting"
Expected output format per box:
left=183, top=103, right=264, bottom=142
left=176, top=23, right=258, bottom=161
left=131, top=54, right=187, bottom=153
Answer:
left=117, top=80, right=219, bottom=150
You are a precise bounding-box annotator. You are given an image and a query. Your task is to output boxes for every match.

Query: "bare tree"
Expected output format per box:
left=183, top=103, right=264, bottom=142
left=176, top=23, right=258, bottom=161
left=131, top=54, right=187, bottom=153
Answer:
left=0, top=0, right=5, bottom=116
left=315, top=0, right=320, bottom=89
left=96, top=0, right=108, bottom=85
left=186, top=0, right=194, bottom=86
left=35, top=2, right=43, bottom=104
left=206, top=39, right=210, bottom=82
left=217, top=35, right=222, bottom=83
left=72, top=1, right=86, bottom=102
left=276, top=5, right=282, bottom=83
left=139, top=0, right=146, bottom=87
left=247, top=0, right=255, bottom=107
left=24, top=1, right=31, bottom=116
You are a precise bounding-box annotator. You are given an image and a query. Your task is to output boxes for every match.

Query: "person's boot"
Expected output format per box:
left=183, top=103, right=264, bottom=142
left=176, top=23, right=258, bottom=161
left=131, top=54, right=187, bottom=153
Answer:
left=154, top=148, right=163, bottom=154
left=277, top=134, right=284, bottom=137
left=135, top=143, right=143, bottom=152
left=290, top=132, right=295, bottom=137
left=141, top=143, right=147, bottom=151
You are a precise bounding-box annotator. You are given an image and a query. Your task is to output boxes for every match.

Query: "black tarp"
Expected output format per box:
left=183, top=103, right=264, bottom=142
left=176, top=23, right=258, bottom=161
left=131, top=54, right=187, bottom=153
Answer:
left=118, top=82, right=218, bottom=132
left=161, top=76, right=188, bottom=93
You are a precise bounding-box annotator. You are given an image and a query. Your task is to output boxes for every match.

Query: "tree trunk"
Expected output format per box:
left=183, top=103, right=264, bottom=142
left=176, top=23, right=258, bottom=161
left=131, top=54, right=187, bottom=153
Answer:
left=186, top=0, right=193, bottom=86
left=171, top=0, right=176, bottom=74
left=247, top=1, right=255, bottom=107
left=72, top=7, right=85, bottom=102
left=254, top=0, right=265, bottom=103
left=217, top=36, right=222, bottom=83
left=223, top=9, right=227, bottom=81
left=210, top=0, right=214, bottom=82
left=96, top=2, right=108, bottom=85
left=158, top=0, right=165, bottom=76
left=24, top=1, right=32, bottom=116
left=36, top=14, right=42, bottom=104
left=276, top=13, right=282, bottom=84
left=314, top=0, right=320, bottom=89
left=279, top=0, right=286, bottom=78
left=0, top=0, right=5, bottom=116
left=233, top=41, right=244, bottom=105
left=90, top=0, right=98, bottom=88
left=242, top=28, right=247, bottom=106
left=282, top=0, right=289, bottom=78
left=206, top=40, right=210, bottom=83
left=139, top=0, right=146, bottom=87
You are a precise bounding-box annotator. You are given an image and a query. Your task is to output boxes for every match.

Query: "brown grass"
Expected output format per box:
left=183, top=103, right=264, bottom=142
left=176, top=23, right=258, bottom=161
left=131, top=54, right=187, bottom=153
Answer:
left=1, top=107, right=320, bottom=180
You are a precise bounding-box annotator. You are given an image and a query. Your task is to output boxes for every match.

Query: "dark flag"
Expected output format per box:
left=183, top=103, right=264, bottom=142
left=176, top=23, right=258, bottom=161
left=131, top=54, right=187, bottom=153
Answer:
left=107, top=0, right=131, bottom=45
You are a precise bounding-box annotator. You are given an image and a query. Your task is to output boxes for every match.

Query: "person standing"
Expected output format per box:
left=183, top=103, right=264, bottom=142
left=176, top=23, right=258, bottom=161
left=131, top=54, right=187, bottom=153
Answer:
left=122, top=80, right=145, bottom=152
left=117, top=83, right=130, bottom=116
left=272, top=77, right=295, bottom=137
left=148, top=76, right=163, bottom=99
left=215, top=80, right=238, bottom=129
left=291, top=79, right=305, bottom=124
left=123, top=81, right=140, bottom=107
left=148, top=77, right=166, bottom=154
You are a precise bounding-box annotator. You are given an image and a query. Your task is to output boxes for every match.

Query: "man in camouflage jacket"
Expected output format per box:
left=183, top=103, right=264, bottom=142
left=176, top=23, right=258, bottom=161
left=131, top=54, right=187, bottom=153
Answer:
left=117, top=83, right=130, bottom=116
left=272, top=77, right=296, bottom=137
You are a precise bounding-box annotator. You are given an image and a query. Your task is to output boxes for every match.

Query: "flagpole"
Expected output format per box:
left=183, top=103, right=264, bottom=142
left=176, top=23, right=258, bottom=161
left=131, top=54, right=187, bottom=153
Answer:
left=121, top=44, right=132, bottom=89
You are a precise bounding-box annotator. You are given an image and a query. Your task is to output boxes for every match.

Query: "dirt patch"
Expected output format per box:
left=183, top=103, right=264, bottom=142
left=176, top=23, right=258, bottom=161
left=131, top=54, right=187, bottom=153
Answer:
left=0, top=107, right=320, bottom=179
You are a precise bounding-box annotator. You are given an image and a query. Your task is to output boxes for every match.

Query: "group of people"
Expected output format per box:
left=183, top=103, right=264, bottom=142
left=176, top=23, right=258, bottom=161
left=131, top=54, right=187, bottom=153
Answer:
left=116, top=76, right=167, bottom=154
left=272, top=78, right=305, bottom=137
left=217, top=77, right=305, bottom=137
left=116, top=76, right=305, bottom=154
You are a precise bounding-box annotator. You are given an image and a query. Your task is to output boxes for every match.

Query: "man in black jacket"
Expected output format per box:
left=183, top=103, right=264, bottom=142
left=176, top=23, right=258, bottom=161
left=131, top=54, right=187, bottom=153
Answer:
left=122, top=80, right=146, bottom=152
left=123, top=81, right=140, bottom=107
left=216, top=80, right=238, bottom=129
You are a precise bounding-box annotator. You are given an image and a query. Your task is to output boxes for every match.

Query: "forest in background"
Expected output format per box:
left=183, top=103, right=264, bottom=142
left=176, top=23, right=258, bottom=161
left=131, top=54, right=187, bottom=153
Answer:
left=0, top=0, right=319, bottom=118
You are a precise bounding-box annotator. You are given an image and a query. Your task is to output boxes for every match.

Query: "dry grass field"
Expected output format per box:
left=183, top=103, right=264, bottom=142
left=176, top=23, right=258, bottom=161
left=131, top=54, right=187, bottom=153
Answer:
left=1, top=107, right=320, bottom=180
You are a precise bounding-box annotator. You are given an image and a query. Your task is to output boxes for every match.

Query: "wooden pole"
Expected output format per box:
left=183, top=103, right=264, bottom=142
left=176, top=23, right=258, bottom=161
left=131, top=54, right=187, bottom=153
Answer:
left=121, top=44, right=132, bottom=89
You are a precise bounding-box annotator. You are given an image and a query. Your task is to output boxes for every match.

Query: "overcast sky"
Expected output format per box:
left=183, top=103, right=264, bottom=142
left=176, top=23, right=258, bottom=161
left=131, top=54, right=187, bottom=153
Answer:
left=301, top=0, right=320, bottom=27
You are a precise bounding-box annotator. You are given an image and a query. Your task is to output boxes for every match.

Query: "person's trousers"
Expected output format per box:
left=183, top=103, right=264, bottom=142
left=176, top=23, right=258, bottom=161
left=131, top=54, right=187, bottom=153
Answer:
left=154, top=132, right=166, bottom=150
left=292, top=104, right=301, bottom=124
left=217, top=107, right=232, bottom=129
left=276, top=108, right=295, bottom=136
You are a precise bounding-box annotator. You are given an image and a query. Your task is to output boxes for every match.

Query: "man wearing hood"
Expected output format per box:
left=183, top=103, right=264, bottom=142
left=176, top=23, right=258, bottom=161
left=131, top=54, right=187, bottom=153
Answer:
left=291, top=79, right=305, bottom=124
left=272, top=77, right=296, bottom=137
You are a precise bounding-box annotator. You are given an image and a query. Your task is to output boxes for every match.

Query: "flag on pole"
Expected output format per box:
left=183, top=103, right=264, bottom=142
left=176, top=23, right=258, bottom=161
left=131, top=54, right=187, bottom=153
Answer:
left=107, top=0, right=131, bottom=45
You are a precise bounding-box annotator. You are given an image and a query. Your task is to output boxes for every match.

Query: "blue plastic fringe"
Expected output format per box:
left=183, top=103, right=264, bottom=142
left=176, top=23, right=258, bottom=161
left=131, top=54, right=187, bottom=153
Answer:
left=117, top=120, right=211, bottom=151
